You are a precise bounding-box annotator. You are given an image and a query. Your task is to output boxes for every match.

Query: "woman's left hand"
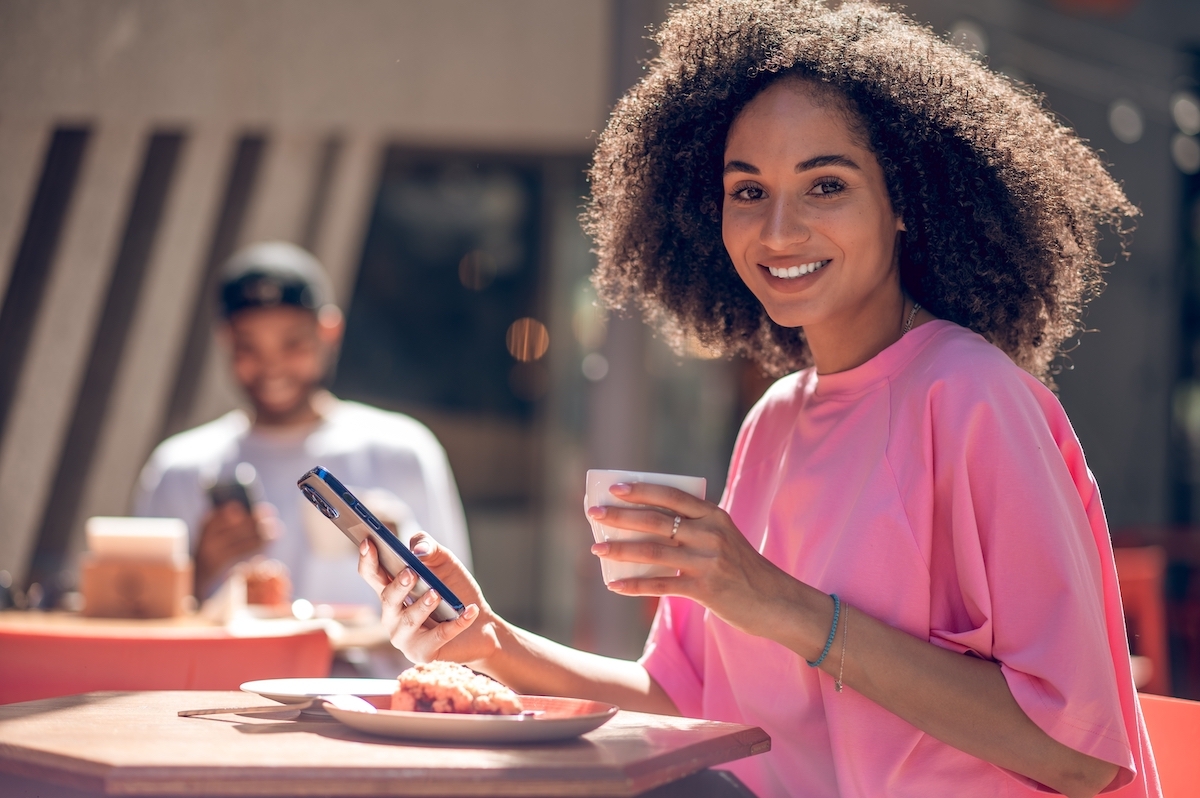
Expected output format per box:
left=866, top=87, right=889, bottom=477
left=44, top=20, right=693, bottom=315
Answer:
left=589, top=482, right=799, bottom=641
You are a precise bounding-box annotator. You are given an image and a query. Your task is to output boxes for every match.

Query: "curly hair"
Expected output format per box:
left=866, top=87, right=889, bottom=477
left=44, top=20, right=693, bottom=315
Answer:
left=583, top=0, right=1137, bottom=380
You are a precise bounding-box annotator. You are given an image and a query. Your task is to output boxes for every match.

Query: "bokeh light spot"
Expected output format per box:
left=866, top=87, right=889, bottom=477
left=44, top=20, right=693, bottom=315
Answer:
left=292, top=598, right=315, bottom=620
left=582, top=353, right=609, bottom=381
left=506, top=317, right=550, bottom=362
left=1171, top=92, right=1200, bottom=137
left=1172, top=133, right=1200, bottom=175
left=458, top=249, right=496, bottom=290
left=1108, top=100, right=1143, bottom=144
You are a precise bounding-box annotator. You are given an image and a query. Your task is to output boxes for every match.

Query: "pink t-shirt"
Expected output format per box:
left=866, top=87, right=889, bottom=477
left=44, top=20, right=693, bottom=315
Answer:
left=641, top=320, right=1159, bottom=798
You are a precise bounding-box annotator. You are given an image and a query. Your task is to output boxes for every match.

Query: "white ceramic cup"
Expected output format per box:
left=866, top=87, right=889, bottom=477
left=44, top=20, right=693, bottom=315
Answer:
left=585, top=469, right=707, bottom=584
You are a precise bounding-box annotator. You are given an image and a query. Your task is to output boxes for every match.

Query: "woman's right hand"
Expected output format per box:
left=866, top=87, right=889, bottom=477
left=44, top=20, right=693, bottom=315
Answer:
left=357, top=533, right=501, bottom=666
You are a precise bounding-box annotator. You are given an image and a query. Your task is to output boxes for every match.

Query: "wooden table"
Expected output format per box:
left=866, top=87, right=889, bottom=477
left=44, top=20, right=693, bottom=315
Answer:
left=0, top=691, right=770, bottom=797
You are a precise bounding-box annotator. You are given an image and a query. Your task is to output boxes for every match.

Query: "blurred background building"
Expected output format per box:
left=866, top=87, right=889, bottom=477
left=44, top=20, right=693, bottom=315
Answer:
left=1, top=0, right=1199, bottom=690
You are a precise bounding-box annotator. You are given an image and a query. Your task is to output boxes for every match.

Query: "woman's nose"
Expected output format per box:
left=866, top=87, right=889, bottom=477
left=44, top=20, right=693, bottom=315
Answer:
left=761, top=197, right=810, bottom=248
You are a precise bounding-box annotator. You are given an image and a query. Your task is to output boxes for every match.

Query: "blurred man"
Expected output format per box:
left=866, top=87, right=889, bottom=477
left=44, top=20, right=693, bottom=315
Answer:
left=136, top=241, right=471, bottom=604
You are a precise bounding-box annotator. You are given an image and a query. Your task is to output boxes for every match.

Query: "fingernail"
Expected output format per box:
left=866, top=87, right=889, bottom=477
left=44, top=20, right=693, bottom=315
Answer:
left=412, top=540, right=433, bottom=556
left=463, top=605, right=479, bottom=620
left=610, top=483, right=632, bottom=496
left=399, top=569, right=414, bottom=586
left=359, top=540, right=368, bottom=555
left=591, top=543, right=609, bottom=555
left=607, top=580, right=625, bottom=591
left=424, top=590, right=438, bottom=606
left=587, top=506, right=607, bottom=519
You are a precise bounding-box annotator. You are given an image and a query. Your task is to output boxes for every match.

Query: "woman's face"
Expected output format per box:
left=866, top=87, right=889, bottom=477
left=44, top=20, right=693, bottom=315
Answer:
left=722, top=79, right=904, bottom=332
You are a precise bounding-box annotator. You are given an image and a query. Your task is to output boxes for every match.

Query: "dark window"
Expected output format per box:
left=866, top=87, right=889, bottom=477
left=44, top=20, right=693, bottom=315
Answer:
left=336, top=151, right=546, bottom=420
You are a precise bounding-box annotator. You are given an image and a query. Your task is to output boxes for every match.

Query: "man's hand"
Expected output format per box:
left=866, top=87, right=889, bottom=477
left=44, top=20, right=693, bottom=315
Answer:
left=194, top=502, right=279, bottom=596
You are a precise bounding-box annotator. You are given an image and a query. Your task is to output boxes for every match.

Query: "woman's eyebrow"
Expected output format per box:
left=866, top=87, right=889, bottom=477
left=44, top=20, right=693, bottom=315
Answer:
left=722, top=155, right=861, bottom=176
left=723, top=160, right=759, bottom=176
left=796, top=154, right=860, bottom=172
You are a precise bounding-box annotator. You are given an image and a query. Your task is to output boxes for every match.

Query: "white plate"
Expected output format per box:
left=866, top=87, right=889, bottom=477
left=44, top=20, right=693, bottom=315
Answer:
left=240, top=678, right=397, bottom=705
left=326, top=695, right=618, bottom=744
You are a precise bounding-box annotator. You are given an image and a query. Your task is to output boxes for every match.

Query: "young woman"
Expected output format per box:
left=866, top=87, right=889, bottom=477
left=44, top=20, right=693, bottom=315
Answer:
left=357, top=2, right=1157, bottom=796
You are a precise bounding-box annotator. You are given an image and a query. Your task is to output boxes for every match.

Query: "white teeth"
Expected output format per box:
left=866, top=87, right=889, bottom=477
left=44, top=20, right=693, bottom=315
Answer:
left=767, top=260, right=828, bottom=279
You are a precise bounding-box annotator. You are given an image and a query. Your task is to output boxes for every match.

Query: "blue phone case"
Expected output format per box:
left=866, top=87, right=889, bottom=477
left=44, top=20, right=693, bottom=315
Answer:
left=297, top=466, right=465, bottom=622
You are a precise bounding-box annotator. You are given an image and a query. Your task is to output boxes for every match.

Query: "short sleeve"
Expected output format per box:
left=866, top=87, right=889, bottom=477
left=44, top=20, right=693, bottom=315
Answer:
left=639, top=595, right=706, bottom=718
left=926, top=367, right=1138, bottom=790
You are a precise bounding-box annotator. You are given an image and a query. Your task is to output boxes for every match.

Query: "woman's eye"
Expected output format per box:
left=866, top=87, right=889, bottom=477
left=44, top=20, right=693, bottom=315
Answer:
left=730, top=184, right=765, bottom=201
left=811, top=179, right=845, bottom=196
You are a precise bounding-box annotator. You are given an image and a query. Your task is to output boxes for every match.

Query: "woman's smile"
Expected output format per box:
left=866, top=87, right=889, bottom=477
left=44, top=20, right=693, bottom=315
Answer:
left=763, top=258, right=831, bottom=283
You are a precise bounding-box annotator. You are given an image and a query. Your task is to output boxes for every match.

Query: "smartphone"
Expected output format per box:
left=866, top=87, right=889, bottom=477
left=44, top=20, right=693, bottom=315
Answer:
left=208, top=462, right=261, bottom=510
left=297, top=466, right=464, bottom=623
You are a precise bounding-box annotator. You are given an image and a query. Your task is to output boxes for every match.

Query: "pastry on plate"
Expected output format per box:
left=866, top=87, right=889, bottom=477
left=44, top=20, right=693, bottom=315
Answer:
left=392, top=661, right=523, bottom=715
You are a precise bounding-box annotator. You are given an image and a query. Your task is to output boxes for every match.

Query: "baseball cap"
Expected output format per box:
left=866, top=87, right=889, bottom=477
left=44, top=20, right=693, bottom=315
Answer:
left=218, top=241, right=334, bottom=318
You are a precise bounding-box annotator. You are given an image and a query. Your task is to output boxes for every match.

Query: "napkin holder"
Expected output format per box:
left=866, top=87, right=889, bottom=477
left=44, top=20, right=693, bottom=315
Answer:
left=80, top=517, right=192, bottom=618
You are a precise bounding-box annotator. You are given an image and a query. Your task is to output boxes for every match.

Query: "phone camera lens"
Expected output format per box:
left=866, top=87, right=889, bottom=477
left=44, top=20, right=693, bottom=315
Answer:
left=302, top=484, right=338, bottom=519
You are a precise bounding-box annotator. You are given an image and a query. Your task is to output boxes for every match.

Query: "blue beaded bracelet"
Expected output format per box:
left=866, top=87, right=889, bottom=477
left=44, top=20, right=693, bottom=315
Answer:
left=807, top=593, right=840, bottom=668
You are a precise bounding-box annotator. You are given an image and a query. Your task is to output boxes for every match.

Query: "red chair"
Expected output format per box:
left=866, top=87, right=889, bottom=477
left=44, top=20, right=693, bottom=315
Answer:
left=0, top=623, right=332, bottom=704
left=1139, top=693, right=1200, bottom=798
left=1114, top=546, right=1171, bottom=695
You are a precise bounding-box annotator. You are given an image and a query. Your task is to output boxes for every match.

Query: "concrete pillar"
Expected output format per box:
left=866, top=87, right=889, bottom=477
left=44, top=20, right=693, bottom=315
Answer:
left=314, top=131, right=381, bottom=307
left=75, top=125, right=234, bottom=536
left=241, top=129, right=324, bottom=245
left=0, top=121, right=143, bottom=583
